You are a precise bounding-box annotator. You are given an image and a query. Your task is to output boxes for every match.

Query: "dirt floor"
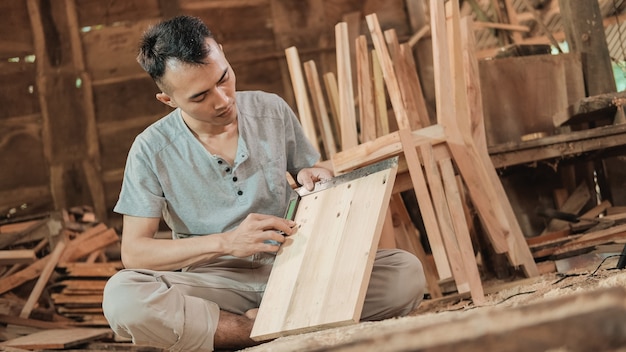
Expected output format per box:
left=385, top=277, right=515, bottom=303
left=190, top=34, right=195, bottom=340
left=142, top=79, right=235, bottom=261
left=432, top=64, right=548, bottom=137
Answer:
left=242, top=254, right=626, bottom=352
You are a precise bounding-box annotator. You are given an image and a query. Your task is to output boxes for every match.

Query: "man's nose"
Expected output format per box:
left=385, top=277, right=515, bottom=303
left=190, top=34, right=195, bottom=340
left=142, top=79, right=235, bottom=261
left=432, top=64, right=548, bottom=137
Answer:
left=214, top=87, right=229, bottom=109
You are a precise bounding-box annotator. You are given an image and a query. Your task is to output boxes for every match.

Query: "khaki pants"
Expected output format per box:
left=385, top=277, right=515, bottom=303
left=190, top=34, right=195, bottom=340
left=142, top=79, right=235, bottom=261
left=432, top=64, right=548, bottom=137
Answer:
left=102, top=249, right=425, bottom=351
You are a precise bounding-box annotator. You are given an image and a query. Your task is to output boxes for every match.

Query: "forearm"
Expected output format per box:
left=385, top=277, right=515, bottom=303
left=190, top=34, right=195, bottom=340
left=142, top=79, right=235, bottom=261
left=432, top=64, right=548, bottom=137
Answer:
left=121, top=233, right=227, bottom=271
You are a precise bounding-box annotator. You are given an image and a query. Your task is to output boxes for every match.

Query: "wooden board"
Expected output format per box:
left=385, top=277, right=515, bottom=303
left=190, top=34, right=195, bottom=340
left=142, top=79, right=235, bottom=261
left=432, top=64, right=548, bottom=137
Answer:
left=0, top=328, right=112, bottom=349
left=250, top=159, right=398, bottom=341
left=479, top=53, right=584, bottom=146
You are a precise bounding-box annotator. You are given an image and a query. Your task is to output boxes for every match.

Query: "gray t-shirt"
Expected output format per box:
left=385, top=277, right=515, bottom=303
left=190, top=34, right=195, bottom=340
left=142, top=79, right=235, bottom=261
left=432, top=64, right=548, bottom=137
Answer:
left=114, top=91, right=320, bottom=238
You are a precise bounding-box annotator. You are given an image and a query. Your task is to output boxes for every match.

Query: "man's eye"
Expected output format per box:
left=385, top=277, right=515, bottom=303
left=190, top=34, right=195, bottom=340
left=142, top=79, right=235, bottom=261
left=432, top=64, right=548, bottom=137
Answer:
left=192, top=95, right=206, bottom=102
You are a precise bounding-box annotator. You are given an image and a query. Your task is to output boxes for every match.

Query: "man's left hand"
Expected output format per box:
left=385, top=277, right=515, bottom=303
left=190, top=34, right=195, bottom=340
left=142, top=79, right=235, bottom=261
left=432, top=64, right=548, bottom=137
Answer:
left=296, top=166, right=333, bottom=191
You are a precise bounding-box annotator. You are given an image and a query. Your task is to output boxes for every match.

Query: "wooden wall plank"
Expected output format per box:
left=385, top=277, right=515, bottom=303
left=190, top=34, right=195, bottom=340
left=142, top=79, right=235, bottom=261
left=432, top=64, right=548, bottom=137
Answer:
left=0, top=1, right=34, bottom=58
left=82, top=19, right=158, bottom=82
left=75, top=0, right=161, bottom=27
left=92, top=78, right=166, bottom=124
left=0, top=70, right=39, bottom=119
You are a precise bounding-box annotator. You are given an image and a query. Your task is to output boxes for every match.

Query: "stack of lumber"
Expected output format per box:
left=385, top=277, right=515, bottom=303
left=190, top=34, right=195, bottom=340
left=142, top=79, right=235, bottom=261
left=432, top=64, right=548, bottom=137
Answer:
left=0, top=207, right=123, bottom=349
left=527, top=192, right=626, bottom=272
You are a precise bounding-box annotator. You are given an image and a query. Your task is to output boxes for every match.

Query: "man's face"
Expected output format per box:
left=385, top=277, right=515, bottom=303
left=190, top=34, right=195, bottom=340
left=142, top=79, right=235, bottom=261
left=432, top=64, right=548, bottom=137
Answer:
left=157, top=38, right=237, bottom=128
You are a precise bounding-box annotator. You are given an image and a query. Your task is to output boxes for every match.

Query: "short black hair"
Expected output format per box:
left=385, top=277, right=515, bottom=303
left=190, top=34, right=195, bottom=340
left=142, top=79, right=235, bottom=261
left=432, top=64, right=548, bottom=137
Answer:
left=137, top=15, right=214, bottom=86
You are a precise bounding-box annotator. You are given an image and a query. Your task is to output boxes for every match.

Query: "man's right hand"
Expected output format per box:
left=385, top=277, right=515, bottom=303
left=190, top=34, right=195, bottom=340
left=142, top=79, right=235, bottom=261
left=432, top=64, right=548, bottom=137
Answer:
left=221, top=213, right=296, bottom=257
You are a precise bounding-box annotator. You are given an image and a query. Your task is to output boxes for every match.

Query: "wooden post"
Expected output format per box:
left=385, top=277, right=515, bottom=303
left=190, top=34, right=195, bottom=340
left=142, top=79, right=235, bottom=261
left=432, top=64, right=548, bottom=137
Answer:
left=336, top=22, right=359, bottom=149
left=559, top=0, right=617, bottom=96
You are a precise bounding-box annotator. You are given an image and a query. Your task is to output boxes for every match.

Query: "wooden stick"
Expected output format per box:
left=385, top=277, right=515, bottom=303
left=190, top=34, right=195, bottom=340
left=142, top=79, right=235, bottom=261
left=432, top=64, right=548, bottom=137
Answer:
left=323, top=72, right=342, bottom=150
left=439, top=157, right=485, bottom=304
left=371, top=50, right=389, bottom=137
left=384, top=28, right=424, bottom=130
left=20, top=241, right=66, bottom=318
left=460, top=16, right=488, bottom=154
left=356, top=35, right=377, bottom=143
left=398, top=129, right=452, bottom=280
left=400, top=42, right=431, bottom=127
left=365, top=13, right=411, bottom=130
left=418, top=143, right=468, bottom=292
left=285, top=46, right=320, bottom=152
left=304, top=60, right=338, bottom=157
left=389, top=194, right=443, bottom=298
left=335, top=22, right=359, bottom=149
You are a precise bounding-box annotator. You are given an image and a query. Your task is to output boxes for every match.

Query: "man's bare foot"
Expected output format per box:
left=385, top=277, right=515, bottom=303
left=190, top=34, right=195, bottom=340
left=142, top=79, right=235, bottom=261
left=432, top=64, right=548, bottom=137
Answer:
left=245, top=308, right=259, bottom=320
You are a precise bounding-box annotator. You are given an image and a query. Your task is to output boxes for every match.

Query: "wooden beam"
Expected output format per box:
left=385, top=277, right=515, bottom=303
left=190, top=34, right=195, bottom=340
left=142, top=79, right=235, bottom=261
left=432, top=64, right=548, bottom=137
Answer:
left=356, top=35, right=377, bottom=143
left=335, top=22, right=359, bottom=149
left=397, top=129, right=452, bottom=281
left=371, top=50, right=389, bottom=137
left=303, top=60, right=337, bottom=158
left=365, top=14, right=410, bottom=130
left=285, top=47, right=320, bottom=152
left=439, top=157, right=485, bottom=304
left=322, top=72, right=342, bottom=151
left=20, top=241, right=66, bottom=318
left=0, top=250, right=37, bottom=266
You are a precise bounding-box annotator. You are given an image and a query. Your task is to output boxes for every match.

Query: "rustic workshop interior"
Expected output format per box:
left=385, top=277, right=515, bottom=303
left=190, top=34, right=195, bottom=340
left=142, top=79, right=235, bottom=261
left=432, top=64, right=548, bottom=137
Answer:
left=2, top=0, right=626, bottom=350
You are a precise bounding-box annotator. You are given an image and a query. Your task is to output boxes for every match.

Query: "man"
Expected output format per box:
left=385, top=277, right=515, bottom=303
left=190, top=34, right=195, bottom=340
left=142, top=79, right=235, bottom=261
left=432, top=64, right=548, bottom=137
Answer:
left=102, top=15, right=426, bottom=351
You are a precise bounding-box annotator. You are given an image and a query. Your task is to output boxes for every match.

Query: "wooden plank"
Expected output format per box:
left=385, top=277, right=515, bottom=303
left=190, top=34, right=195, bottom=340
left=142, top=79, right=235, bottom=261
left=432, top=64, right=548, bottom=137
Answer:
left=251, top=160, right=398, bottom=341
left=439, top=157, right=485, bottom=304
left=397, top=130, right=451, bottom=281
left=81, top=19, right=157, bottom=82
left=417, top=143, right=467, bottom=291
left=322, top=72, right=342, bottom=150
left=58, top=280, right=107, bottom=291
left=60, top=261, right=122, bottom=277
left=19, top=241, right=66, bottom=318
left=75, top=0, right=160, bottom=27
left=541, top=182, right=591, bottom=234
left=428, top=0, right=455, bottom=128
left=0, top=314, right=72, bottom=330
left=335, top=22, right=359, bottom=149
left=331, top=124, right=446, bottom=174
left=459, top=16, right=487, bottom=155
left=479, top=54, right=582, bottom=146
left=365, top=14, right=410, bottom=130
left=384, top=28, right=429, bottom=130
left=488, top=125, right=626, bottom=168
left=552, top=223, right=626, bottom=256
left=356, top=35, right=376, bottom=143
left=560, top=0, right=617, bottom=96
left=400, top=42, right=431, bottom=127
left=371, top=50, right=389, bottom=137
left=303, top=60, right=337, bottom=158
left=59, top=227, right=119, bottom=265
left=388, top=194, right=442, bottom=298
left=0, top=256, right=49, bottom=295
left=0, top=250, right=36, bottom=265
left=284, top=46, right=320, bottom=153
left=1, top=328, right=112, bottom=349
left=51, top=293, right=104, bottom=305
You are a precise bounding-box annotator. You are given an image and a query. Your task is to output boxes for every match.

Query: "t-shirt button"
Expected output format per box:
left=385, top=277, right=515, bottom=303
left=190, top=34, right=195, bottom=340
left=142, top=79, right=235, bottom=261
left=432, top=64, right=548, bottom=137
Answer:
left=237, top=190, right=243, bottom=196
left=232, top=177, right=238, bottom=182
left=225, top=167, right=231, bottom=173
left=217, top=160, right=223, bottom=164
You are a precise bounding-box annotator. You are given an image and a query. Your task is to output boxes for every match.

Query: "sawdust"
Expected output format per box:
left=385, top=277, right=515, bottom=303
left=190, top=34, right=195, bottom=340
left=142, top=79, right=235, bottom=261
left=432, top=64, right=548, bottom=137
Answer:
left=243, top=256, right=626, bottom=352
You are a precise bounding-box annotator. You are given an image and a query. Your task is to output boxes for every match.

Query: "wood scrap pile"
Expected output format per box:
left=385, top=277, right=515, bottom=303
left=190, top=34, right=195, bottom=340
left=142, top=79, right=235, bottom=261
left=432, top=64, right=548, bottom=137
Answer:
left=527, top=185, right=626, bottom=273
left=0, top=206, right=124, bottom=349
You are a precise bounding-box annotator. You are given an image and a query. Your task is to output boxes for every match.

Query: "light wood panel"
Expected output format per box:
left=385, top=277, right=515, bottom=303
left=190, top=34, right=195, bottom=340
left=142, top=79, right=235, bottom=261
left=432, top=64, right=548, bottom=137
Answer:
left=251, top=159, right=398, bottom=341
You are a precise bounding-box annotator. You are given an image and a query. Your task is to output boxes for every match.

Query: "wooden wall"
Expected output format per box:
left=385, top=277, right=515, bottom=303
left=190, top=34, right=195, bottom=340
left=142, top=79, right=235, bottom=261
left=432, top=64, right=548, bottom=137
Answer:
left=0, top=0, right=414, bottom=227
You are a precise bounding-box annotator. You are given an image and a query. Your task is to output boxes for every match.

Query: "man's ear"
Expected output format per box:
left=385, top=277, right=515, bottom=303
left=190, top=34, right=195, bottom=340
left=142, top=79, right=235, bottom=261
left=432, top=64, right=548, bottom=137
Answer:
left=156, top=92, right=177, bottom=108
